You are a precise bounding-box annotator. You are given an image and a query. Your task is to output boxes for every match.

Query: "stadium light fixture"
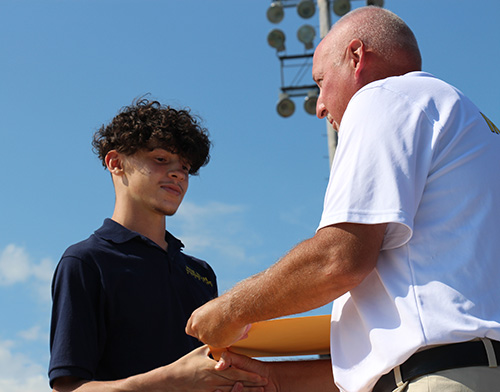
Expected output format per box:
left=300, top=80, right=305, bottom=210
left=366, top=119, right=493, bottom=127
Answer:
left=297, top=0, right=316, bottom=19
left=304, top=89, right=319, bottom=115
left=277, top=93, right=295, bottom=117
left=333, top=0, right=351, bottom=16
left=267, top=29, right=286, bottom=52
left=297, top=24, right=316, bottom=50
left=267, top=2, right=285, bottom=24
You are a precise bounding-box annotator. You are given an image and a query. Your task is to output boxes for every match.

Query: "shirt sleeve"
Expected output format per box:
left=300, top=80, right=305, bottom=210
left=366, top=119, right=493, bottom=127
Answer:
left=48, top=255, right=105, bottom=386
left=317, top=85, right=435, bottom=250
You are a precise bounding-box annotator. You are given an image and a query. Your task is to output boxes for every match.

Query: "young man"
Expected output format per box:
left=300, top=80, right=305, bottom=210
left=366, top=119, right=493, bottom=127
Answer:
left=187, top=6, right=500, bottom=392
left=49, top=98, right=266, bottom=392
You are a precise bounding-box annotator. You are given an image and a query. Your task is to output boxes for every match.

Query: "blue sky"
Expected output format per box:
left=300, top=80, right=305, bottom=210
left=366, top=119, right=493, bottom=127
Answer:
left=1, top=0, right=499, bottom=390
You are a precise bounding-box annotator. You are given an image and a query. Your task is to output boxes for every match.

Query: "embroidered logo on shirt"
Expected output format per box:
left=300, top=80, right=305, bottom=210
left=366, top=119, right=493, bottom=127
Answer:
left=481, top=112, right=500, bottom=135
left=186, top=266, right=214, bottom=287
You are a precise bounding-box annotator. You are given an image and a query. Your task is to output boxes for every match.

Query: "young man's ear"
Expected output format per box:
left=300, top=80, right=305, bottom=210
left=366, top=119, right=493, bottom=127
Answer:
left=105, top=150, right=124, bottom=176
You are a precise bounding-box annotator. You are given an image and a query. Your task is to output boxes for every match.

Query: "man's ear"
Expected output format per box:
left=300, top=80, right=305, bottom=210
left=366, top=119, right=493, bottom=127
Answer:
left=348, top=38, right=366, bottom=79
left=105, top=150, right=124, bottom=176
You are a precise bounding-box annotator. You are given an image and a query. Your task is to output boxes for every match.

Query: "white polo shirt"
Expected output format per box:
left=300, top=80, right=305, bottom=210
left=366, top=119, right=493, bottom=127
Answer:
left=318, top=72, right=500, bottom=392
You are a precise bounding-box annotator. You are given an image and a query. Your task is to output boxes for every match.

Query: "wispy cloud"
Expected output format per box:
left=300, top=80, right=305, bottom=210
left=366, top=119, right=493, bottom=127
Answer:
left=0, top=244, right=31, bottom=286
left=18, top=325, right=47, bottom=343
left=0, top=244, right=55, bottom=303
left=171, top=201, right=263, bottom=264
left=169, top=201, right=267, bottom=292
left=0, top=340, right=50, bottom=392
left=0, top=245, right=54, bottom=390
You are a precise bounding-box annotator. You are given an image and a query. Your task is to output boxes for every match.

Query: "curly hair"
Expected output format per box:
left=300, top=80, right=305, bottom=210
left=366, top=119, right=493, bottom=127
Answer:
left=92, top=98, right=211, bottom=175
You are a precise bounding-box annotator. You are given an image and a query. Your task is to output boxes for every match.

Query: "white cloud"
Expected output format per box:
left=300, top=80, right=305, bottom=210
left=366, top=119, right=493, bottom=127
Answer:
left=170, top=201, right=268, bottom=293
left=0, top=244, right=55, bottom=302
left=32, top=257, right=56, bottom=283
left=172, top=201, right=262, bottom=264
left=0, top=245, right=54, bottom=391
left=0, top=377, right=49, bottom=392
left=18, top=325, right=46, bottom=342
left=0, top=244, right=31, bottom=285
left=0, top=340, right=50, bottom=392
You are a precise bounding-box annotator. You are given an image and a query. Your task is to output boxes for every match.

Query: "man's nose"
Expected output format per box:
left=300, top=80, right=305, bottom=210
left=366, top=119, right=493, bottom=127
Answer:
left=316, top=101, right=328, bottom=119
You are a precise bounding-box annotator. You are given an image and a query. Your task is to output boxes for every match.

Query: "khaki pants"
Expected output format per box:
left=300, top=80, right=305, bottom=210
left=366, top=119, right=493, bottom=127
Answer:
left=393, top=366, right=500, bottom=392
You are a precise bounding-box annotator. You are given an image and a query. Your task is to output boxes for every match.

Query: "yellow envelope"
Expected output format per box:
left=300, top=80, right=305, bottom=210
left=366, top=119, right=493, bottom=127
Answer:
left=209, top=314, right=330, bottom=360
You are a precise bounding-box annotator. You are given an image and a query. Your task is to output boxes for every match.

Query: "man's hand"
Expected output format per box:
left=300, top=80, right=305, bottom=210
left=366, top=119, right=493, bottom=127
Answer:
left=215, top=351, right=277, bottom=392
left=186, top=296, right=251, bottom=348
left=166, top=345, right=266, bottom=392
left=188, top=224, right=386, bottom=351
left=216, top=351, right=338, bottom=392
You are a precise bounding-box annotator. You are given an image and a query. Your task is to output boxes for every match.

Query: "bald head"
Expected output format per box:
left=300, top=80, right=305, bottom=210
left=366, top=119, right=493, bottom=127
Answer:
left=327, top=6, right=422, bottom=76
left=312, top=7, right=422, bottom=128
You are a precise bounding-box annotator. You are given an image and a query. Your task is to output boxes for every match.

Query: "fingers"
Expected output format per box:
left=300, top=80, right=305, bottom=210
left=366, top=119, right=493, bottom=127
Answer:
left=230, top=382, right=243, bottom=392
left=211, top=346, right=228, bottom=362
left=214, top=351, right=254, bottom=372
left=185, top=311, right=196, bottom=337
left=223, top=351, right=264, bottom=376
left=216, top=386, right=265, bottom=392
left=215, top=352, right=230, bottom=371
left=229, top=384, right=266, bottom=392
left=239, top=324, right=252, bottom=341
left=186, top=300, right=251, bottom=348
left=214, top=352, right=267, bottom=387
left=186, top=305, right=206, bottom=339
left=221, top=366, right=267, bottom=385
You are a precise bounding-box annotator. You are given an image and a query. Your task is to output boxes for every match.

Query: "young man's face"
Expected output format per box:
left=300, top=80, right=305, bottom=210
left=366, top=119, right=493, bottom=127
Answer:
left=119, top=148, right=190, bottom=217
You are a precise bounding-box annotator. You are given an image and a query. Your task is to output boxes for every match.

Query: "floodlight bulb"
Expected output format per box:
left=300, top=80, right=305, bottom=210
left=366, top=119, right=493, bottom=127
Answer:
left=267, top=29, right=286, bottom=52
left=277, top=93, right=295, bottom=118
left=333, top=0, right=351, bottom=16
left=297, top=0, right=316, bottom=19
left=304, top=89, right=318, bottom=115
left=267, top=2, right=285, bottom=24
left=297, top=24, right=316, bottom=50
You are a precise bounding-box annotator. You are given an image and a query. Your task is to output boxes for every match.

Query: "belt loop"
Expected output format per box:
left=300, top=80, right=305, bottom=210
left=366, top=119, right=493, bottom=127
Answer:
left=393, top=365, right=405, bottom=387
left=481, top=338, right=498, bottom=368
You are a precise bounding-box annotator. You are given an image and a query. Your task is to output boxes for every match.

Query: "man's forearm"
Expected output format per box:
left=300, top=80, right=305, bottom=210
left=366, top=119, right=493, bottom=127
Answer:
left=187, top=223, right=385, bottom=348
left=232, top=223, right=386, bottom=322
left=225, top=239, right=341, bottom=324
left=186, top=236, right=339, bottom=348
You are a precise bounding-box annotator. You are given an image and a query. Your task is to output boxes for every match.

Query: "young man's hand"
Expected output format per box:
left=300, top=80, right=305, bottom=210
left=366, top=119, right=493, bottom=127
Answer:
left=165, top=345, right=267, bottom=392
left=52, top=345, right=267, bottom=392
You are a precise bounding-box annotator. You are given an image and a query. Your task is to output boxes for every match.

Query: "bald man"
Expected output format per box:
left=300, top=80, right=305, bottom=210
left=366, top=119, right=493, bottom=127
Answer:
left=187, top=7, right=500, bottom=392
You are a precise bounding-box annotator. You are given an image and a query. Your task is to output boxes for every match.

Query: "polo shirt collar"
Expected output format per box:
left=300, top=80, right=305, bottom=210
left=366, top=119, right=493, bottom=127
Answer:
left=95, top=218, right=184, bottom=251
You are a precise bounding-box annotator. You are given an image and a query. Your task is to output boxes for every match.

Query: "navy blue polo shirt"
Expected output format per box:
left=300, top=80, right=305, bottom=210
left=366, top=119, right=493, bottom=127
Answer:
left=48, top=219, right=217, bottom=386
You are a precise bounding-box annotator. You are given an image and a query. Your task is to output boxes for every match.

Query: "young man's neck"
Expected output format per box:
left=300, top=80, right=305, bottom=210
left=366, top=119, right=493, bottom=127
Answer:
left=111, top=209, right=168, bottom=250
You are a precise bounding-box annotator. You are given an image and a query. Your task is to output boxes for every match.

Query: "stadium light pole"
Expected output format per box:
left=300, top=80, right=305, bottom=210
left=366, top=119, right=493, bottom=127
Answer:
left=317, top=0, right=337, bottom=167
left=267, top=1, right=385, bottom=168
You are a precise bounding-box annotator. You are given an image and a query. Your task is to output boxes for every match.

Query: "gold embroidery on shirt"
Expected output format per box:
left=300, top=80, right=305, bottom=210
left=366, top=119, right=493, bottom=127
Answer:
left=481, top=112, right=500, bottom=135
left=186, top=266, right=214, bottom=287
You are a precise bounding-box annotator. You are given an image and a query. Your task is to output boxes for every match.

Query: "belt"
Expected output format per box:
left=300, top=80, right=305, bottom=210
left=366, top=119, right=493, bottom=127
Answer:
left=372, top=339, right=500, bottom=392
